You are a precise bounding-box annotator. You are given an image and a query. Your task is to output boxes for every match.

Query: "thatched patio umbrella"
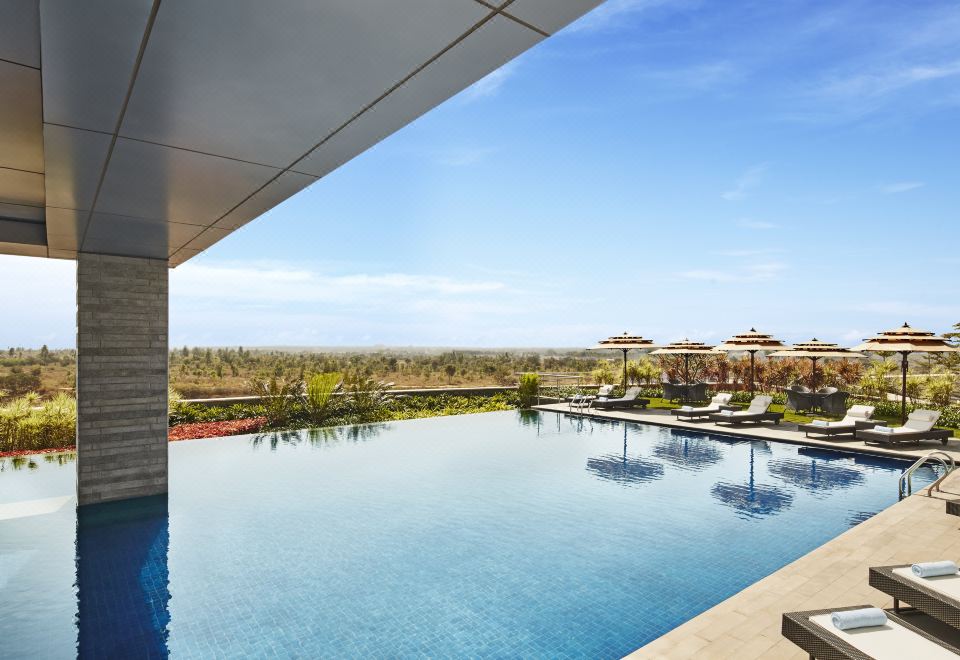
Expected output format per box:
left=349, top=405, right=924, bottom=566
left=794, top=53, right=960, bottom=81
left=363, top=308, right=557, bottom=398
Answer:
left=710, top=443, right=793, bottom=519
left=716, top=328, right=786, bottom=398
left=853, top=323, right=959, bottom=424
left=768, top=339, right=865, bottom=391
left=588, top=332, right=659, bottom=391
left=650, top=339, right=717, bottom=385
left=585, top=424, right=664, bottom=486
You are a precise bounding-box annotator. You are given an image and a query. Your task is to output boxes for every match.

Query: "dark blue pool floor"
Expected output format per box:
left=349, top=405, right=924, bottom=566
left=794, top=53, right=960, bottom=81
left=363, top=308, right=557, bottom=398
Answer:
left=0, top=411, right=937, bottom=658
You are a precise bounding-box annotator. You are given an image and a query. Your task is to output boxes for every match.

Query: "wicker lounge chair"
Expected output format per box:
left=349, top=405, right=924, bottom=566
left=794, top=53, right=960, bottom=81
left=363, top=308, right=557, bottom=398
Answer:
left=857, top=409, right=952, bottom=447
left=798, top=405, right=879, bottom=438
left=671, top=393, right=735, bottom=420
left=782, top=605, right=960, bottom=659
left=708, top=395, right=782, bottom=425
left=870, top=565, right=960, bottom=630
left=591, top=386, right=649, bottom=410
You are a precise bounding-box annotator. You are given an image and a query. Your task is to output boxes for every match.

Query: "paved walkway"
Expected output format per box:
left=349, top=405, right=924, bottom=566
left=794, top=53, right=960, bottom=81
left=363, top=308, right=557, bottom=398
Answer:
left=532, top=403, right=960, bottom=659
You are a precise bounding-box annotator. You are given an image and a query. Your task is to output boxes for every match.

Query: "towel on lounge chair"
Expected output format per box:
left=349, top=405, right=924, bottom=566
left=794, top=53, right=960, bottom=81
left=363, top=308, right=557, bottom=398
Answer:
left=680, top=405, right=693, bottom=411
left=913, top=561, right=958, bottom=578
left=831, top=607, right=887, bottom=630
left=811, top=419, right=829, bottom=427
left=874, top=425, right=894, bottom=433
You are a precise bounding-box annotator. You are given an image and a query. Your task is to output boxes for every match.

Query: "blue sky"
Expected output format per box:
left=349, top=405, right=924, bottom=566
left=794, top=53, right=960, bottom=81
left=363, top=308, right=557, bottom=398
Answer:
left=4, top=0, right=959, bottom=348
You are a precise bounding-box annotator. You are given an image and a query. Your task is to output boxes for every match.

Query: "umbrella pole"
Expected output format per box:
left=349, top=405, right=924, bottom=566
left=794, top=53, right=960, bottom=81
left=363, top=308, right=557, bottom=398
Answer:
left=625, top=349, right=630, bottom=391
left=749, top=351, right=756, bottom=398
left=900, top=351, right=909, bottom=425
left=684, top=354, right=690, bottom=385
left=811, top=357, right=818, bottom=390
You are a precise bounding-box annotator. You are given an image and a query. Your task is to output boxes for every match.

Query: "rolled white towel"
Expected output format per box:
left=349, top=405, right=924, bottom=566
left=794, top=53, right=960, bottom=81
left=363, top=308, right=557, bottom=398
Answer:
left=831, top=607, right=888, bottom=630
left=874, top=425, right=894, bottom=433
left=680, top=405, right=693, bottom=411
left=811, top=419, right=829, bottom=427
left=720, top=410, right=735, bottom=416
left=912, top=560, right=958, bottom=578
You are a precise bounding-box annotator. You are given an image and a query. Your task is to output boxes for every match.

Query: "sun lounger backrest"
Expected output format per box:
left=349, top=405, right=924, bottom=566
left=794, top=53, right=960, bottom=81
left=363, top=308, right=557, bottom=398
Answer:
left=711, top=393, right=732, bottom=406
left=904, top=409, right=941, bottom=432
left=623, top=387, right=640, bottom=400
left=840, top=405, right=874, bottom=423
left=597, top=384, right=614, bottom=397
left=746, top=395, right=772, bottom=414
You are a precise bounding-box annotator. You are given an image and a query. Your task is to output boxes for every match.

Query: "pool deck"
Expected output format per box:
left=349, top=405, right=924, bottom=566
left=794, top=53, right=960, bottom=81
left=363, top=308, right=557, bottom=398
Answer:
left=532, top=403, right=960, bottom=659
left=532, top=402, right=960, bottom=462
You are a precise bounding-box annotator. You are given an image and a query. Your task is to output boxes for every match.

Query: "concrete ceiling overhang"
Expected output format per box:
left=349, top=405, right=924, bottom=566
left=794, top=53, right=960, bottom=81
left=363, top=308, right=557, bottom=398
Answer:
left=0, top=0, right=603, bottom=266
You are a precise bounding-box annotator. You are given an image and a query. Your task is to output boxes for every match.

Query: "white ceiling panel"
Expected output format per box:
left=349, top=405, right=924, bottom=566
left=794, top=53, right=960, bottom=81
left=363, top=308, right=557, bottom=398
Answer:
left=39, top=0, right=154, bottom=132
left=0, top=168, right=44, bottom=208
left=0, top=60, right=43, bottom=173
left=83, top=212, right=206, bottom=259
left=43, top=125, right=112, bottom=211
left=169, top=248, right=202, bottom=267
left=0, top=0, right=40, bottom=68
left=178, top=227, right=232, bottom=254
left=293, top=16, right=542, bottom=178
left=120, top=0, right=490, bottom=166
left=0, top=202, right=43, bottom=222
left=45, top=207, right=87, bottom=251
left=504, top=0, right=605, bottom=34
left=95, top=138, right=279, bottom=225
left=213, top=171, right=317, bottom=230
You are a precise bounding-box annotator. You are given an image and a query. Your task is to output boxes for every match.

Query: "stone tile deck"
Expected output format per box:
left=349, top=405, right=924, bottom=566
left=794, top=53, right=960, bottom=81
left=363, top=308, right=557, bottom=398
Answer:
left=532, top=403, right=960, bottom=659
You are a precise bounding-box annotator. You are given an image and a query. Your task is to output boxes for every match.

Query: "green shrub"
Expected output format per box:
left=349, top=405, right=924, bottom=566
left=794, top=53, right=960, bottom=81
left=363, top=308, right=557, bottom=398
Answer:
left=0, top=393, right=76, bottom=452
left=248, top=376, right=303, bottom=428
left=518, top=373, right=539, bottom=408
left=304, top=372, right=342, bottom=423
left=924, top=374, right=955, bottom=408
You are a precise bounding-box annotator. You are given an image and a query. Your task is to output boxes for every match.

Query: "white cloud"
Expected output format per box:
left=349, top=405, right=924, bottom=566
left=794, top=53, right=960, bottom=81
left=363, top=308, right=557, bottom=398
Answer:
left=736, top=218, right=777, bottom=230
left=461, top=62, right=517, bottom=102
left=171, top=263, right=506, bottom=304
left=679, top=261, right=786, bottom=283
left=819, top=61, right=960, bottom=101
left=712, top=248, right=782, bottom=257
left=434, top=146, right=499, bottom=167
left=722, top=164, right=769, bottom=201
left=879, top=181, right=925, bottom=194
left=851, top=301, right=960, bottom=318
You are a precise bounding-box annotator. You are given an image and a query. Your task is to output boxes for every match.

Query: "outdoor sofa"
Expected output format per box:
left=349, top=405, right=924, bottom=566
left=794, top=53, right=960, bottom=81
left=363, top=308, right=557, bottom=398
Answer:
left=782, top=605, right=960, bottom=659
left=797, top=405, right=879, bottom=438
left=856, top=409, right=952, bottom=447
left=708, top=395, right=783, bottom=426
left=670, top=393, right=735, bottom=421
left=591, top=386, right=650, bottom=410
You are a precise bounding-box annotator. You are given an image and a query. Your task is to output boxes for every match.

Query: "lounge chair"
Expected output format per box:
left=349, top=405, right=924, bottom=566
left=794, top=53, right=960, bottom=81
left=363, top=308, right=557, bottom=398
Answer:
left=671, top=393, right=734, bottom=420
left=568, top=385, right=619, bottom=411
left=797, top=405, right=879, bottom=438
left=857, top=409, right=952, bottom=447
left=782, top=605, right=960, bottom=659
left=870, top=564, right=960, bottom=630
left=708, top=395, right=782, bottom=425
left=591, top=386, right=650, bottom=410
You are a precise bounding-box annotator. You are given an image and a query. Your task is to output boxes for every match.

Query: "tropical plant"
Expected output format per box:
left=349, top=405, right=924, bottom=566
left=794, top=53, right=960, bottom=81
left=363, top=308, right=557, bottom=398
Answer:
left=304, top=372, right=342, bottom=423
left=627, top=358, right=661, bottom=386
left=591, top=360, right=617, bottom=385
left=924, top=373, right=956, bottom=408
left=858, top=359, right=897, bottom=399
left=0, top=393, right=76, bottom=452
left=341, top=370, right=392, bottom=420
left=517, top=373, right=539, bottom=408
left=248, top=376, right=303, bottom=427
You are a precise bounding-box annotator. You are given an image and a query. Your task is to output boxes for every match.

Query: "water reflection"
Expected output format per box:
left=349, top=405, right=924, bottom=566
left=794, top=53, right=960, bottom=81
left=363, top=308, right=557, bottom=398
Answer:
left=250, top=423, right=387, bottom=450
left=586, top=426, right=664, bottom=487
left=652, top=430, right=724, bottom=471
left=76, top=496, right=170, bottom=659
left=767, top=454, right=863, bottom=495
left=712, top=444, right=794, bottom=519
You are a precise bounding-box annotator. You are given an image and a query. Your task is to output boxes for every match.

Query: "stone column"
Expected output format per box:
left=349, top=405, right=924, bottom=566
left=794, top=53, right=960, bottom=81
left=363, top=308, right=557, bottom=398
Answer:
left=76, top=253, right=168, bottom=506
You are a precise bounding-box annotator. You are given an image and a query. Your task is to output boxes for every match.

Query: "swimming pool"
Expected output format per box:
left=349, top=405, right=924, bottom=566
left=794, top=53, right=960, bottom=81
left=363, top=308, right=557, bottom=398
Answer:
left=0, top=411, right=938, bottom=658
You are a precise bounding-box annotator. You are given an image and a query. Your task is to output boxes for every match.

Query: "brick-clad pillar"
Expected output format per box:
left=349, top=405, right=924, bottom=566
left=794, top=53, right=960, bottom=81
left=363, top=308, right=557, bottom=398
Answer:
left=76, top=253, right=169, bottom=506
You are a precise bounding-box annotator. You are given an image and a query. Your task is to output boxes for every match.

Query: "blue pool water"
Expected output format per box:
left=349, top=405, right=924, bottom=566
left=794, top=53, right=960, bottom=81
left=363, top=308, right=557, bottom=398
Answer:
left=0, top=411, right=938, bottom=658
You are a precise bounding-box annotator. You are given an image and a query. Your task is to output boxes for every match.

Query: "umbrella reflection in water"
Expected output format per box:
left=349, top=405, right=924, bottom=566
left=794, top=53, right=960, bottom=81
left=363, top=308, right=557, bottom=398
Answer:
left=767, top=446, right=865, bottom=493
left=585, top=423, right=664, bottom=487
left=711, top=442, right=794, bottom=519
left=652, top=429, right=724, bottom=471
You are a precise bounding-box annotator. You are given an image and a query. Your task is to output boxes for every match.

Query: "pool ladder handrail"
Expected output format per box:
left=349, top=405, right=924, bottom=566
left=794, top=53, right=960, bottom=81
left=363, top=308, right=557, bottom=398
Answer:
left=899, top=451, right=955, bottom=500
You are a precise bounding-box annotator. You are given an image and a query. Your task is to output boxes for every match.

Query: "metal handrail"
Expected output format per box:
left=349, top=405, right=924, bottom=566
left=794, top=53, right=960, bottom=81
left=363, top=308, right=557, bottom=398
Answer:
left=899, top=451, right=955, bottom=500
